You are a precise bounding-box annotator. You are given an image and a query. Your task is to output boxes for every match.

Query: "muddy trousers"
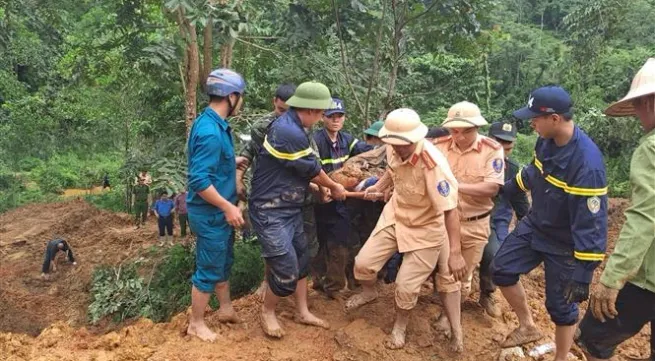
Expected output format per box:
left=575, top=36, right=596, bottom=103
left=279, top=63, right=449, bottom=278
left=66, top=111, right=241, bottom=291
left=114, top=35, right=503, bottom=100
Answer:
left=134, top=203, right=148, bottom=225
left=354, top=225, right=447, bottom=310
left=479, top=228, right=501, bottom=295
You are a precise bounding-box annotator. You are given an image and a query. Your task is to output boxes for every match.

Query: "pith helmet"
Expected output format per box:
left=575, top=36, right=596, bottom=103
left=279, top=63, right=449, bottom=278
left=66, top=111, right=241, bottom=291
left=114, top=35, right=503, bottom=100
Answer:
left=378, top=108, right=428, bottom=145
left=442, top=101, right=488, bottom=128
left=605, top=58, right=655, bottom=116
left=285, top=82, right=332, bottom=110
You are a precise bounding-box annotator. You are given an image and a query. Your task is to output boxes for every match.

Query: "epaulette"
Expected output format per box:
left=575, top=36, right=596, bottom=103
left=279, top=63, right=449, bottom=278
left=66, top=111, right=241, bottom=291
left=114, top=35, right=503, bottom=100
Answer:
left=435, top=135, right=452, bottom=144
left=481, top=136, right=501, bottom=150
left=421, top=150, right=437, bottom=170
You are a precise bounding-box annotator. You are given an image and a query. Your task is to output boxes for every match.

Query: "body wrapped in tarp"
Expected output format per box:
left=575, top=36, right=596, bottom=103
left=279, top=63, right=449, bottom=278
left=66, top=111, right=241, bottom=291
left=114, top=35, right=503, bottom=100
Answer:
left=329, top=145, right=388, bottom=190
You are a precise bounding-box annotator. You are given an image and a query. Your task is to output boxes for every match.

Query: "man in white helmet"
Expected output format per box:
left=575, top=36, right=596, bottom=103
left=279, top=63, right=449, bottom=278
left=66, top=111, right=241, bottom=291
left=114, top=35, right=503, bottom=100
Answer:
left=344, top=108, right=465, bottom=351
left=431, top=101, right=505, bottom=326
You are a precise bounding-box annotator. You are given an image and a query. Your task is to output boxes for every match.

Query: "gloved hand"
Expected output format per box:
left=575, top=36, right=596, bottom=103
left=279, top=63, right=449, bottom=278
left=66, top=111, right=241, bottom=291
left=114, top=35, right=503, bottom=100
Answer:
left=563, top=280, right=590, bottom=304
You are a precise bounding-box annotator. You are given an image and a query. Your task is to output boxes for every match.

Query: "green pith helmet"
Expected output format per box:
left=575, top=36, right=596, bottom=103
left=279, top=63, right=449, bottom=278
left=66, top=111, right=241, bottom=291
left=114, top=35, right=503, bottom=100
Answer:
left=364, top=120, right=384, bottom=137
left=285, top=81, right=332, bottom=110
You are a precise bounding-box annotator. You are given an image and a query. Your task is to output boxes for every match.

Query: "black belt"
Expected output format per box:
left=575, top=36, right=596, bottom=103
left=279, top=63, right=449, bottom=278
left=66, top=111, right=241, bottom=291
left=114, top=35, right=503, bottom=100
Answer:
left=463, top=210, right=492, bottom=222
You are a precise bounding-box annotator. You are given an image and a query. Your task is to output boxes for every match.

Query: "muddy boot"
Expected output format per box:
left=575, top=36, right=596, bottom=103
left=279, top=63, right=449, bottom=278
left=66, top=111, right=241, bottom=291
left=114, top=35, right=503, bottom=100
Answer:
left=479, top=292, right=501, bottom=318
left=158, top=236, right=165, bottom=246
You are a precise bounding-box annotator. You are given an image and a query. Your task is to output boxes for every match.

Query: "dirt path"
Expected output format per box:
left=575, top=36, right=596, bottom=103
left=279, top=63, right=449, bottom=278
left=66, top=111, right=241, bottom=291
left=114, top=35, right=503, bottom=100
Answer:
left=0, top=198, right=650, bottom=361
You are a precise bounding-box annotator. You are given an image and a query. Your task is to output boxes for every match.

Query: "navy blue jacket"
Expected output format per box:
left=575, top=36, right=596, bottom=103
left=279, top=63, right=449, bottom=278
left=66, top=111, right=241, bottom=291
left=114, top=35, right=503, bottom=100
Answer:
left=491, top=157, right=530, bottom=241
left=503, top=126, right=608, bottom=283
left=313, top=128, right=372, bottom=173
left=250, top=109, right=322, bottom=210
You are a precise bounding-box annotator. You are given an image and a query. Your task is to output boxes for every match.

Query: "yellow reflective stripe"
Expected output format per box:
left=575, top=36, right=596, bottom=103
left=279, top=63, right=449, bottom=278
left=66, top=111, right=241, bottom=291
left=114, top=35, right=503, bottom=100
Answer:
left=574, top=251, right=605, bottom=262
left=320, top=154, right=350, bottom=165
left=532, top=154, right=607, bottom=196
left=516, top=168, right=528, bottom=192
left=349, top=139, right=358, bottom=152
left=263, top=136, right=313, bottom=161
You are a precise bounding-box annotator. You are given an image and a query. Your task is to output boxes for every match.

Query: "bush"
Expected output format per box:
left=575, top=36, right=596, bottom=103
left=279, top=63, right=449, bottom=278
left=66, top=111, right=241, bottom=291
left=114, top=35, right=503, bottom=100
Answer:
left=88, top=263, right=149, bottom=324
left=512, top=133, right=538, bottom=166
left=85, top=186, right=127, bottom=213
left=88, top=240, right=265, bottom=324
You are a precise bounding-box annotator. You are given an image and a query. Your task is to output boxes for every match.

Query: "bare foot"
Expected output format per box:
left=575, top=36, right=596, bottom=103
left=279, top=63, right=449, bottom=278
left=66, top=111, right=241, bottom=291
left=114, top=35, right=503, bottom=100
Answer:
left=187, top=322, right=217, bottom=342
left=432, top=312, right=451, bottom=339
left=260, top=310, right=285, bottom=338
left=344, top=291, right=378, bottom=312
left=217, top=307, right=241, bottom=324
left=294, top=313, right=330, bottom=329
left=449, top=327, right=463, bottom=353
left=384, top=328, right=406, bottom=350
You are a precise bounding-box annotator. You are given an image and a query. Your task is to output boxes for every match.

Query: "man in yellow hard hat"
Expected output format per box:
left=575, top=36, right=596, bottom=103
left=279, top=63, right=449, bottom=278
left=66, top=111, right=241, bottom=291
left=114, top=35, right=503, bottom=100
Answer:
left=344, top=108, right=464, bottom=351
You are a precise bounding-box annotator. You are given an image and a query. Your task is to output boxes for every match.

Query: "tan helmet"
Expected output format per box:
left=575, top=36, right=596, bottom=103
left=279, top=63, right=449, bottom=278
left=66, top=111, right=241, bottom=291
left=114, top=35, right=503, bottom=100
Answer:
left=442, top=101, right=488, bottom=128
left=605, top=58, right=655, bottom=116
left=378, top=108, right=428, bottom=145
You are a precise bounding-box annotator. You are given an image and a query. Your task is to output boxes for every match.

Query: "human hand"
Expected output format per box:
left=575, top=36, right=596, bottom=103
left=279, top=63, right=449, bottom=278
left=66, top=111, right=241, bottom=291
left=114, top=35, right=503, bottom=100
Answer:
left=363, top=185, right=383, bottom=201
left=235, top=156, right=249, bottom=171
left=225, top=203, right=245, bottom=228
left=589, top=282, right=619, bottom=322
left=236, top=180, right=247, bottom=202
left=448, top=251, right=467, bottom=281
left=319, top=187, right=333, bottom=203
left=564, top=280, right=590, bottom=304
left=330, top=183, right=347, bottom=201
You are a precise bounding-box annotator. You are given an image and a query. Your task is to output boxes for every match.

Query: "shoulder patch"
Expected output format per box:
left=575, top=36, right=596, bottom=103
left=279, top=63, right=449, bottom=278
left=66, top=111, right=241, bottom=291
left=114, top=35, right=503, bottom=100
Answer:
left=421, top=150, right=437, bottom=170
left=587, top=196, right=601, bottom=214
left=492, top=158, right=504, bottom=173
left=481, top=136, right=501, bottom=150
left=437, top=180, right=451, bottom=197
left=409, top=153, right=420, bottom=166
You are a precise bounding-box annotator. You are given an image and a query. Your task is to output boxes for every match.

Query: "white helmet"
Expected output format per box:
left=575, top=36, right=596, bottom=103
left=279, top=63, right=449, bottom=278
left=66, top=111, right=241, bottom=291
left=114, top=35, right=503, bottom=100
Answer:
left=442, top=101, right=488, bottom=128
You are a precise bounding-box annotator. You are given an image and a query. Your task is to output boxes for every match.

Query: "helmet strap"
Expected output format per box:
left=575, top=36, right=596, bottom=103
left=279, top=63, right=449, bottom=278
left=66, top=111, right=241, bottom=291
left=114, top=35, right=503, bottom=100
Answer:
left=226, top=94, right=243, bottom=117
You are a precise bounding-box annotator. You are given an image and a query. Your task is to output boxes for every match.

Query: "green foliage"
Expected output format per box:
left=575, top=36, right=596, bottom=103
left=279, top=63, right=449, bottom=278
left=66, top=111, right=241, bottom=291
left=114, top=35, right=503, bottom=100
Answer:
left=85, top=187, right=128, bottom=213
left=88, top=263, right=150, bottom=324
left=513, top=133, right=538, bottom=167
left=88, top=240, right=264, bottom=324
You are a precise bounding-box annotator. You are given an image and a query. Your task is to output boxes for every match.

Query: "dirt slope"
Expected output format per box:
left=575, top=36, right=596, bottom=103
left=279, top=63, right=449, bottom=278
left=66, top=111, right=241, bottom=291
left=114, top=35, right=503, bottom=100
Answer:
left=0, top=198, right=650, bottom=361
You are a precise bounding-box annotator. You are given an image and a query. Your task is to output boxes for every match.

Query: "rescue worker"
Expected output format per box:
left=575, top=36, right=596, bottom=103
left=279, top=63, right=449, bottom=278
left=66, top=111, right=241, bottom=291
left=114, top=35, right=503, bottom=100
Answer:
left=432, top=102, right=504, bottom=333
left=249, top=81, right=347, bottom=338
left=313, top=97, right=372, bottom=298
left=41, top=238, right=76, bottom=280
left=491, top=85, right=608, bottom=361
left=478, top=121, right=530, bottom=317
left=363, top=120, right=385, bottom=146
left=185, top=68, right=246, bottom=342
left=132, top=177, right=150, bottom=228
left=344, top=108, right=465, bottom=351
left=575, top=58, right=655, bottom=361
left=234, top=83, right=322, bottom=299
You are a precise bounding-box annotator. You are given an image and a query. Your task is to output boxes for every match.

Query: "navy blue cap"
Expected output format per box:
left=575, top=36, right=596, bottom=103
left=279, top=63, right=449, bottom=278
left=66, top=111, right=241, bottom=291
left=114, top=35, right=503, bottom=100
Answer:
left=324, top=98, right=346, bottom=116
left=513, top=86, right=573, bottom=120
left=488, top=122, right=517, bottom=142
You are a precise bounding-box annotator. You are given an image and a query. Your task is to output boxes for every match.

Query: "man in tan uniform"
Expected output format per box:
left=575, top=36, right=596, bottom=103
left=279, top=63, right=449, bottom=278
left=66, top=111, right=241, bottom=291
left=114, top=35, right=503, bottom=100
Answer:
left=344, top=108, right=465, bottom=351
left=432, top=101, right=504, bottom=326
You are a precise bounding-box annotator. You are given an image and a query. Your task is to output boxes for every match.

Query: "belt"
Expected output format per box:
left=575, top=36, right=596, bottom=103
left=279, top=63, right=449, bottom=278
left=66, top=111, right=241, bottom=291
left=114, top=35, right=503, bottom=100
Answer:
left=463, top=210, right=492, bottom=222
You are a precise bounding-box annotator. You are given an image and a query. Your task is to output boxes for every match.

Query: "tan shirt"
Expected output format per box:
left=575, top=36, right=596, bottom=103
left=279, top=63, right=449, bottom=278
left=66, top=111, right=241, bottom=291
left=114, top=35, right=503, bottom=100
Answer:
left=433, top=134, right=504, bottom=219
left=373, top=139, right=458, bottom=253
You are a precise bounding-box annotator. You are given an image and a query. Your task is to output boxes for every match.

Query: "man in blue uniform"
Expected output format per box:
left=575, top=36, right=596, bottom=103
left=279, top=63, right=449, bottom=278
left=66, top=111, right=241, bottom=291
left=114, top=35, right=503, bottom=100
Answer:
left=313, top=97, right=372, bottom=298
left=186, top=68, right=246, bottom=342
left=478, top=121, right=530, bottom=317
left=249, top=82, right=348, bottom=338
left=491, top=85, right=608, bottom=361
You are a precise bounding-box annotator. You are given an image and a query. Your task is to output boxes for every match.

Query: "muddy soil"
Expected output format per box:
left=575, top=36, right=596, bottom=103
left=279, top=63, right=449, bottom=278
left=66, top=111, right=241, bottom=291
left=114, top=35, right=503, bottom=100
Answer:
left=0, top=198, right=650, bottom=361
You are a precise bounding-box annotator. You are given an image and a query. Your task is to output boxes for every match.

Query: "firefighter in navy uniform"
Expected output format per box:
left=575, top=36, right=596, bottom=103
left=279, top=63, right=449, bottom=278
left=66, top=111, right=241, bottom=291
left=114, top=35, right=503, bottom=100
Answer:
left=491, top=86, right=608, bottom=361
left=312, top=97, right=373, bottom=298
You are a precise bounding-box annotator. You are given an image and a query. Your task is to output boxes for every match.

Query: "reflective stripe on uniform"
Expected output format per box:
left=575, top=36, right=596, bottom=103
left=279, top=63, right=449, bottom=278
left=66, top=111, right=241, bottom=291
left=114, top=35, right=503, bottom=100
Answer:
left=533, top=155, right=608, bottom=196
left=263, top=135, right=313, bottom=161
left=320, top=154, right=350, bottom=165
left=574, top=251, right=605, bottom=261
left=349, top=139, right=358, bottom=152
left=516, top=168, right=528, bottom=192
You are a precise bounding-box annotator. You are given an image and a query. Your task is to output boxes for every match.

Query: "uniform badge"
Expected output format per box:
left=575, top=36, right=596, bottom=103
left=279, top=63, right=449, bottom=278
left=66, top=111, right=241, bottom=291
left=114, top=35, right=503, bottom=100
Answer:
left=502, top=123, right=512, bottom=132
left=492, top=158, right=504, bottom=173
left=437, top=180, right=450, bottom=197
left=587, top=196, right=601, bottom=214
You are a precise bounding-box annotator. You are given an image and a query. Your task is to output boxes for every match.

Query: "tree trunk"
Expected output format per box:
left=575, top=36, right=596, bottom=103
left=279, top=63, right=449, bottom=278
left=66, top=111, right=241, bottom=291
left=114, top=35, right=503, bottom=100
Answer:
left=185, top=27, right=199, bottom=134
left=220, top=39, right=234, bottom=68
left=384, top=0, right=403, bottom=110
left=200, top=17, right=213, bottom=92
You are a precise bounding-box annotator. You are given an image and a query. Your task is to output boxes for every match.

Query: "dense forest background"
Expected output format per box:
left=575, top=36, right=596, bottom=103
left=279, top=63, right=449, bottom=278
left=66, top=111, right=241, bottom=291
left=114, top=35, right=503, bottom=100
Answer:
left=1, top=0, right=653, bottom=212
